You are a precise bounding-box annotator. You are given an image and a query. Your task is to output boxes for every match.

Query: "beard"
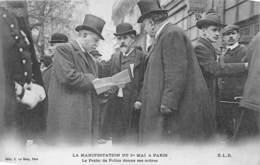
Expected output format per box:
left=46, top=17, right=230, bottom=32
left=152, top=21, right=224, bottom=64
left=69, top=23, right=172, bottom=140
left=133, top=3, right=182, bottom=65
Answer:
left=120, top=46, right=129, bottom=54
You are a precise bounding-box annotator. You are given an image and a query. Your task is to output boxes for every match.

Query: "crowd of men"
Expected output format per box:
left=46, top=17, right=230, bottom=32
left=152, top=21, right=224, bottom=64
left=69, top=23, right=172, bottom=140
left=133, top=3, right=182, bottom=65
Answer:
left=0, top=0, right=259, bottom=146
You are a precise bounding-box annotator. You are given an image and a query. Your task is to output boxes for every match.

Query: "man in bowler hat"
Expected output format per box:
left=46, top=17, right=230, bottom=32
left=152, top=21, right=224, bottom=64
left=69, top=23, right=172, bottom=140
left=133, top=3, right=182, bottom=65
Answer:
left=193, top=13, right=249, bottom=140
left=101, top=22, right=146, bottom=144
left=137, top=0, right=214, bottom=143
left=0, top=1, right=47, bottom=144
left=41, top=32, right=68, bottom=90
left=47, top=14, right=106, bottom=145
left=218, top=25, right=258, bottom=140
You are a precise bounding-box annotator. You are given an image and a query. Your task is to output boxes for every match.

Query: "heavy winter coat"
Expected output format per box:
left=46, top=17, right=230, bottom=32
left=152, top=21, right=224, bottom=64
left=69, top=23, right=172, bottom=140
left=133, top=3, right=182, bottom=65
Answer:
left=240, top=32, right=260, bottom=112
left=139, top=23, right=215, bottom=143
left=47, top=41, right=99, bottom=144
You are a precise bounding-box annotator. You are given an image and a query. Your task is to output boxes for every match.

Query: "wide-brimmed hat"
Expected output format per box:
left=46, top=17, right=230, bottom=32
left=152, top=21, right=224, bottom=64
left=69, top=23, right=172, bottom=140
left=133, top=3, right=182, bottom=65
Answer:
left=75, top=14, right=105, bottom=40
left=137, top=0, right=168, bottom=23
left=222, top=25, right=240, bottom=35
left=114, top=23, right=136, bottom=36
left=49, top=33, right=68, bottom=44
left=196, top=13, right=225, bottom=29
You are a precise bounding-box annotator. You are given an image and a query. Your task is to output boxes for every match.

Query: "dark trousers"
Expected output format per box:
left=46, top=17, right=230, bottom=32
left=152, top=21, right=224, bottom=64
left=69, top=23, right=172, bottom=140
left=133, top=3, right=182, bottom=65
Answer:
left=217, top=102, right=259, bottom=140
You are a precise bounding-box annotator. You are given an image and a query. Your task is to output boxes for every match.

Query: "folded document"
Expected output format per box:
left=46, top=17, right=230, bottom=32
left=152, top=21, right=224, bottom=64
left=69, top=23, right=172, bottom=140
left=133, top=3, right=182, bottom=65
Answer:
left=92, top=69, right=131, bottom=94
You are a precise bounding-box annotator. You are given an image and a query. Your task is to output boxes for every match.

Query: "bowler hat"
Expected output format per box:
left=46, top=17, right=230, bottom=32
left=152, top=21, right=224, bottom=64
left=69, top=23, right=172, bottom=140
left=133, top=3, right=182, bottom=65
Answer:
left=222, top=25, right=240, bottom=35
left=114, top=23, right=136, bottom=36
left=7, top=1, right=26, bottom=8
left=196, top=13, right=225, bottom=29
left=49, top=33, right=68, bottom=44
left=137, top=0, right=168, bottom=23
left=75, top=14, right=105, bottom=40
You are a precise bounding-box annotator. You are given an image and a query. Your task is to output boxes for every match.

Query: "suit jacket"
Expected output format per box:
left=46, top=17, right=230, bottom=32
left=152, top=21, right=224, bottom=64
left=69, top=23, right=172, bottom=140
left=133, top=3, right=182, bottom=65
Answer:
left=140, top=23, right=214, bottom=142
left=47, top=40, right=99, bottom=144
left=194, top=37, right=247, bottom=113
left=219, top=44, right=247, bottom=101
left=107, top=48, right=146, bottom=130
left=240, top=32, right=260, bottom=112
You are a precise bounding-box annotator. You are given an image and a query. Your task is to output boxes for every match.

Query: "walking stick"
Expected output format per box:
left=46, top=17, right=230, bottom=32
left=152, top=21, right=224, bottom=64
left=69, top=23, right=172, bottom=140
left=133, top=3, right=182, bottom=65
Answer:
left=231, top=96, right=244, bottom=141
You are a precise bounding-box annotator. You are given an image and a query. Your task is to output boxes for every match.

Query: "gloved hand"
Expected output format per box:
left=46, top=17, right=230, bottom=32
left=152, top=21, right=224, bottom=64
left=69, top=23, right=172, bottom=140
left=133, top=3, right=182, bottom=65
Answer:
left=20, top=89, right=41, bottom=109
left=24, top=82, right=46, bottom=102
left=160, top=104, right=174, bottom=115
left=107, top=85, right=119, bottom=95
left=134, top=101, right=142, bottom=110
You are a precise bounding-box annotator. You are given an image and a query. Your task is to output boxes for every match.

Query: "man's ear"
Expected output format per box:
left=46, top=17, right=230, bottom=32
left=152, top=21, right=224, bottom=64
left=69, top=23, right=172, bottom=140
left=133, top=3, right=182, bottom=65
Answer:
left=237, top=32, right=241, bottom=40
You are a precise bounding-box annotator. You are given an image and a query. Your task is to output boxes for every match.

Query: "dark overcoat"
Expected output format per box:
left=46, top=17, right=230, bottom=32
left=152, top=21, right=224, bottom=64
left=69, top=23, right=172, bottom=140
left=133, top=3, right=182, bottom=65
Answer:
left=42, top=64, right=52, bottom=91
left=240, top=32, right=260, bottom=112
left=47, top=41, right=100, bottom=144
left=194, top=37, right=247, bottom=118
left=139, top=23, right=214, bottom=142
left=219, top=44, right=247, bottom=101
left=0, top=7, right=47, bottom=140
left=103, top=48, right=146, bottom=142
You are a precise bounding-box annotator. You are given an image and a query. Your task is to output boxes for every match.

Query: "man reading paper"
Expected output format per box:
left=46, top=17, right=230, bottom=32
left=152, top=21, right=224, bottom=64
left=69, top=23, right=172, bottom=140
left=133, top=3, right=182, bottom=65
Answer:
left=101, top=23, right=146, bottom=144
left=47, top=14, right=109, bottom=145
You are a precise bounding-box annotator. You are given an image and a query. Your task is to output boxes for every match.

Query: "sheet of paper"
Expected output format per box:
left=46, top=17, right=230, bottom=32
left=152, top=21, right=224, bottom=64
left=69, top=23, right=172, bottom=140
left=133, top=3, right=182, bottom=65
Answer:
left=92, top=69, right=131, bottom=94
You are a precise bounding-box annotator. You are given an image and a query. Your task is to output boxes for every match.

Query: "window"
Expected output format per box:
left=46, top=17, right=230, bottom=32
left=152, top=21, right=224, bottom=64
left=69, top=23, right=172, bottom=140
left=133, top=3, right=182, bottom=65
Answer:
left=225, top=0, right=237, bottom=9
left=255, top=23, right=260, bottom=35
left=238, top=1, right=251, bottom=21
left=225, top=8, right=236, bottom=24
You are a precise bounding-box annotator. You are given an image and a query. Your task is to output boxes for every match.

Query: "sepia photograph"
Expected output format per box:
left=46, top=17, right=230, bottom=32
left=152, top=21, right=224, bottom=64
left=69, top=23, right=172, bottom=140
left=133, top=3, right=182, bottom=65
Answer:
left=0, top=0, right=260, bottom=164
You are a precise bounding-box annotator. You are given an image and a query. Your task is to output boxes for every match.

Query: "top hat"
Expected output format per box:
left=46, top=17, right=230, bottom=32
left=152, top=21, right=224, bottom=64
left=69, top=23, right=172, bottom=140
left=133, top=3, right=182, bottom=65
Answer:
left=75, top=14, right=105, bottom=40
left=222, top=25, right=240, bottom=35
left=114, top=23, right=136, bottom=36
left=137, top=0, right=168, bottom=23
left=7, top=1, right=27, bottom=8
left=196, top=13, right=225, bottom=29
left=49, top=33, right=68, bottom=44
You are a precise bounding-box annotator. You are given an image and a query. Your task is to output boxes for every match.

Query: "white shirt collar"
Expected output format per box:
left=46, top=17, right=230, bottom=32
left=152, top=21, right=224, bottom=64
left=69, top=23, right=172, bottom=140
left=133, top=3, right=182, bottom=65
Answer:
left=227, top=42, right=239, bottom=50
left=122, top=47, right=134, bottom=57
left=155, top=21, right=169, bottom=39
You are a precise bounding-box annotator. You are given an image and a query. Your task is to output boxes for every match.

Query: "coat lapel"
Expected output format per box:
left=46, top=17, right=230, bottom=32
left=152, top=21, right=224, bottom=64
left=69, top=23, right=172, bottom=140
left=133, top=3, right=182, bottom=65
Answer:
left=146, top=23, right=170, bottom=63
left=198, top=37, right=216, bottom=59
left=70, top=41, right=98, bottom=76
left=70, top=41, right=89, bottom=64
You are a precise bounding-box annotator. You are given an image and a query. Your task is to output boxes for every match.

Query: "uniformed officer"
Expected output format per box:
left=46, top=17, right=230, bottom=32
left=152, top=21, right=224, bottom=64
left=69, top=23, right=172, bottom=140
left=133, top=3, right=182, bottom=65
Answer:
left=42, top=32, right=68, bottom=90
left=219, top=25, right=259, bottom=140
left=0, top=1, right=47, bottom=144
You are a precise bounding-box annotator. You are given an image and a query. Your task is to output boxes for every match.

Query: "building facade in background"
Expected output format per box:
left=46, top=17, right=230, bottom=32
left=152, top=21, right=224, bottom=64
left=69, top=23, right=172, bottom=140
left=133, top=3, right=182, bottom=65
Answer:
left=161, top=0, right=260, bottom=43
left=112, top=0, right=260, bottom=50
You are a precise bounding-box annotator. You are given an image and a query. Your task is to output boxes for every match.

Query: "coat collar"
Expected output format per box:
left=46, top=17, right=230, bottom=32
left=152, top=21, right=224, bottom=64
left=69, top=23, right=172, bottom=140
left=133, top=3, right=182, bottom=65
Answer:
left=70, top=40, right=98, bottom=75
left=113, top=48, right=143, bottom=71
left=148, top=22, right=171, bottom=57
left=198, top=37, right=215, bottom=51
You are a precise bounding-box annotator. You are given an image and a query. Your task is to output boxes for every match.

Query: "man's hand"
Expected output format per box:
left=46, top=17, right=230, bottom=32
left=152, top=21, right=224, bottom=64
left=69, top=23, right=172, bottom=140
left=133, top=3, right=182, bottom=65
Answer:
left=244, top=62, right=249, bottom=70
left=20, top=89, right=41, bottom=109
left=134, top=101, right=142, bottom=110
left=160, top=105, right=174, bottom=115
left=108, top=85, right=119, bottom=94
left=15, top=82, right=24, bottom=97
left=30, top=83, right=46, bottom=101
